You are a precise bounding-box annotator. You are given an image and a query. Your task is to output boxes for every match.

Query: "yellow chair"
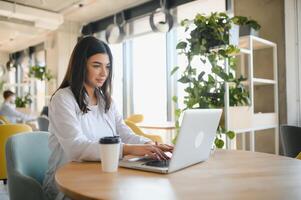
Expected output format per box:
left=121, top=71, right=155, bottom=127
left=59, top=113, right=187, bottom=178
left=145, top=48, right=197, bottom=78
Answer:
left=126, top=114, right=144, bottom=123
left=296, top=152, right=301, bottom=160
left=125, top=120, right=163, bottom=143
left=0, top=124, right=32, bottom=183
left=0, top=115, right=10, bottom=124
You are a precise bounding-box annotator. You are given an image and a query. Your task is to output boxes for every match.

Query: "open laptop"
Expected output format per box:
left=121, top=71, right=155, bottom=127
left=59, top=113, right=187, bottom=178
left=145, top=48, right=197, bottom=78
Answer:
left=119, top=109, right=222, bottom=174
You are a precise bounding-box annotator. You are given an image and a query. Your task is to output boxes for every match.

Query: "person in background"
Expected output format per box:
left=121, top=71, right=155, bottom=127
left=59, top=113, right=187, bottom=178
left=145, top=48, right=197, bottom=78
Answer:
left=42, top=36, right=173, bottom=200
left=0, top=90, right=36, bottom=123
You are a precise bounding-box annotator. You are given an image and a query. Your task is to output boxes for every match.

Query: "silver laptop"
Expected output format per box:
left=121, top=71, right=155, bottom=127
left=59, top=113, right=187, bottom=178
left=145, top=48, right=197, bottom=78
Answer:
left=119, top=109, right=222, bottom=174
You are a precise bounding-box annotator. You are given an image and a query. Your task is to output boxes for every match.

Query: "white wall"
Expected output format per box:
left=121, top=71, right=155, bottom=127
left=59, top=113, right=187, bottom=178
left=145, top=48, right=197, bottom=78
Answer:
left=46, top=21, right=81, bottom=92
left=285, top=0, right=301, bottom=125
left=0, top=51, right=8, bottom=67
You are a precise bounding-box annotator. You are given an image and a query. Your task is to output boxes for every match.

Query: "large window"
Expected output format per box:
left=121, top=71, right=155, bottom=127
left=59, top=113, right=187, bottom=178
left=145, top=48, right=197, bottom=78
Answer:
left=109, top=43, right=124, bottom=115
left=132, top=33, right=167, bottom=122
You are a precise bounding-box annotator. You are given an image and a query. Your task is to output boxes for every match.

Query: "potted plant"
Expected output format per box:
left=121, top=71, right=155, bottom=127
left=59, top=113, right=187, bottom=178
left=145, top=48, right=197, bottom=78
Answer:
left=15, top=93, right=32, bottom=108
left=28, top=65, right=53, bottom=81
left=232, top=16, right=261, bottom=36
left=171, top=12, right=260, bottom=148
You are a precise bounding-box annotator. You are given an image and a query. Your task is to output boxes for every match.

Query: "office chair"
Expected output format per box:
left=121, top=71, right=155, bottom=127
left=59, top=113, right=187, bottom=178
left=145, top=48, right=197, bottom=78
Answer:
left=6, top=131, right=50, bottom=200
left=296, top=152, right=301, bottom=160
left=0, top=124, right=32, bottom=183
left=125, top=120, right=163, bottom=143
left=280, top=125, right=301, bottom=158
left=126, top=114, right=144, bottom=123
left=37, top=116, right=49, bottom=131
left=0, top=115, right=10, bottom=124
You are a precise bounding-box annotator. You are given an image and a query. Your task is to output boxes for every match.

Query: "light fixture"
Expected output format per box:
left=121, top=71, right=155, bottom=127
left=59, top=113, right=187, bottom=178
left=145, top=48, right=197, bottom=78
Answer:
left=149, top=0, right=173, bottom=33
left=105, top=12, right=126, bottom=44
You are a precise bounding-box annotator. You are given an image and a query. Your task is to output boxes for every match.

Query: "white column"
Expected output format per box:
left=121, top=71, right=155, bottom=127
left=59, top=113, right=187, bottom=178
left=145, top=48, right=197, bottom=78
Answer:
left=46, top=21, right=81, bottom=89
left=285, top=0, right=301, bottom=125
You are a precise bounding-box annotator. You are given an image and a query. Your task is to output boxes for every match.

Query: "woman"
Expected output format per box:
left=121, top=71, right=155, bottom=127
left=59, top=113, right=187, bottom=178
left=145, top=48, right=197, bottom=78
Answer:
left=42, top=36, right=173, bottom=200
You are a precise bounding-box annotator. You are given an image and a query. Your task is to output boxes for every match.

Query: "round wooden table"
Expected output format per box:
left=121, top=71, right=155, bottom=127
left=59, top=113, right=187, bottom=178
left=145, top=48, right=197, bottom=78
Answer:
left=55, top=150, right=301, bottom=200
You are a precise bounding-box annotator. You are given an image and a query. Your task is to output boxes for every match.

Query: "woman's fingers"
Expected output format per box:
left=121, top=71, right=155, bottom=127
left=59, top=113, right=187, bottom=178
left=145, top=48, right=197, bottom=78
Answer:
left=149, top=146, right=170, bottom=160
left=157, top=144, right=174, bottom=152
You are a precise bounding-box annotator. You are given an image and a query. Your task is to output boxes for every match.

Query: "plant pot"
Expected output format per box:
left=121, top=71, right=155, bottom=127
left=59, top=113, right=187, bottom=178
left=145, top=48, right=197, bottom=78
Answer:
left=239, top=25, right=259, bottom=36
left=228, top=106, right=252, bottom=130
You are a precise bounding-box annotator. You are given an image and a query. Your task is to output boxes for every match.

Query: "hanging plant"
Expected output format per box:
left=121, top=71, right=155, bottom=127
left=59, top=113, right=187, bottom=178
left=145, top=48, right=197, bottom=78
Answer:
left=29, top=65, right=53, bottom=81
left=15, top=93, right=32, bottom=108
left=171, top=12, right=260, bottom=148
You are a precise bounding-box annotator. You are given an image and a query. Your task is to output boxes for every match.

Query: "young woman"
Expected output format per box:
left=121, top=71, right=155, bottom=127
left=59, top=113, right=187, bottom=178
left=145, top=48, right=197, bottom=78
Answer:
left=42, top=36, right=173, bottom=200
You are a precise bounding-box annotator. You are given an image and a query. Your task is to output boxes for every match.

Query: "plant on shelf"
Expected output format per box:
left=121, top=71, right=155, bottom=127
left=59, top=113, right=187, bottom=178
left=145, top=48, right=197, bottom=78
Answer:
left=28, top=65, right=53, bottom=81
left=231, top=16, right=261, bottom=32
left=15, top=93, right=32, bottom=108
left=171, top=12, right=260, bottom=148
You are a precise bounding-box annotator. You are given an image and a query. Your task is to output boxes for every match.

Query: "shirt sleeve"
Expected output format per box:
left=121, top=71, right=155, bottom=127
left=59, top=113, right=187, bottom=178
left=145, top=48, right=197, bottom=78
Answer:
left=49, top=90, right=100, bottom=162
left=5, top=104, right=36, bottom=122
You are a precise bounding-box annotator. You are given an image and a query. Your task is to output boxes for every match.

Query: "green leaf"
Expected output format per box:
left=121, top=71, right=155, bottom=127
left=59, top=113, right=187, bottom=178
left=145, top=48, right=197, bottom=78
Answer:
left=178, top=76, right=190, bottom=83
left=170, top=66, right=179, bottom=76
left=180, top=19, right=189, bottom=27
left=214, top=138, right=224, bottom=148
left=176, top=41, right=187, bottom=50
left=226, top=131, right=235, bottom=139
left=208, top=74, right=215, bottom=84
left=175, top=109, right=182, bottom=118
left=198, top=71, right=205, bottom=81
left=172, top=96, right=178, bottom=103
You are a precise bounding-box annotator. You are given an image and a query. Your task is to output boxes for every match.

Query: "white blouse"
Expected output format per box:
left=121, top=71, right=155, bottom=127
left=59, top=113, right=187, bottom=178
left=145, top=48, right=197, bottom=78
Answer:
left=43, top=87, right=150, bottom=200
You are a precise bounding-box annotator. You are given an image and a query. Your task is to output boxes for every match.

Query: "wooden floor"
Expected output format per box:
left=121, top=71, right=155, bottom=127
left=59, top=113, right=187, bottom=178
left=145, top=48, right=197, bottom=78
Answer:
left=0, top=181, right=8, bottom=200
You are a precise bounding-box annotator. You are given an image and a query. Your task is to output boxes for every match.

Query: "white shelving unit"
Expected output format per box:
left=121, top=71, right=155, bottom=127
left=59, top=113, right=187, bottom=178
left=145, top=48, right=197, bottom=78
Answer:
left=225, top=35, right=279, bottom=154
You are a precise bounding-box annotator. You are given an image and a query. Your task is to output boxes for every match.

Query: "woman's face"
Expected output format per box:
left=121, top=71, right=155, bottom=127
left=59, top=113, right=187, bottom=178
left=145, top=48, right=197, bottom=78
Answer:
left=85, top=53, right=110, bottom=88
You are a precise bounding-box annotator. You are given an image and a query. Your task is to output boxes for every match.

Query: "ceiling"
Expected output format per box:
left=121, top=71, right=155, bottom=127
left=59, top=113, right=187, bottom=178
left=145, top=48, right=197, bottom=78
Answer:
left=0, top=0, right=150, bottom=53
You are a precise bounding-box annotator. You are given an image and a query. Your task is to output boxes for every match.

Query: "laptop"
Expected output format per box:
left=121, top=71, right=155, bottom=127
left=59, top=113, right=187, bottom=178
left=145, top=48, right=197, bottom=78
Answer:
left=119, top=109, right=222, bottom=174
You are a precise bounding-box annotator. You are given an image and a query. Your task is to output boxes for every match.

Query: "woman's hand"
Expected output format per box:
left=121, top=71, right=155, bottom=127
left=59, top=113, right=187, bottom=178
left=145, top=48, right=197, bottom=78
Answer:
left=144, top=141, right=174, bottom=152
left=123, top=143, right=173, bottom=160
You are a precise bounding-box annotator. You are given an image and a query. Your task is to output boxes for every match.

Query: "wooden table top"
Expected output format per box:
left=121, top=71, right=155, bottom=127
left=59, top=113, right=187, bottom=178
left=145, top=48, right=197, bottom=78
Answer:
left=55, top=150, right=301, bottom=200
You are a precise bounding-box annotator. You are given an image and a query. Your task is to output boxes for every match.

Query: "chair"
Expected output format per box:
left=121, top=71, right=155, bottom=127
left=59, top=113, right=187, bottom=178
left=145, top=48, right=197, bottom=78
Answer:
left=296, top=152, right=301, bottom=160
left=0, top=115, right=10, bottom=124
left=126, top=114, right=144, bottom=123
left=37, top=116, right=49, bottom=131
left=6, top=131, right=50, bottom=200
left=0, top=124, right=32, bottom=183
left=280, top=125, right=301, bottom=158
left=125, top=120, right=163, bottom=143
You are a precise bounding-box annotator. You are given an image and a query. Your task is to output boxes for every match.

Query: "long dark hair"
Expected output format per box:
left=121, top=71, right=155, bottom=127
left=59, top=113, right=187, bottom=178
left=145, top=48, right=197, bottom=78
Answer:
left=54, top=36, right=113, bottom=113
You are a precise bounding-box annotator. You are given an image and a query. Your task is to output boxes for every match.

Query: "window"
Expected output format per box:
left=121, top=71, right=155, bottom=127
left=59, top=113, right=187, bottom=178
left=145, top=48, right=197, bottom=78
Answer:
left=109, top=43, right=124, bottom=115
left=34, top=50, right=46, bottom=112
left=132, top=33, right=167, bottom=122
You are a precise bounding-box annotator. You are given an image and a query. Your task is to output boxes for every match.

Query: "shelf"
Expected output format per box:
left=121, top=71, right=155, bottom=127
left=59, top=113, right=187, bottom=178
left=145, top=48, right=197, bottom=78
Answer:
left=252, top=112, right=278, bottom=129
left=228, top=106, right=252, bottom=131
left=231, top=48, right=251, bottom=56
left=228, top=111, right=278, bottom=133
left=253, top=78, right=276, bottom=85
left=239, top=35, right=276, bottom=50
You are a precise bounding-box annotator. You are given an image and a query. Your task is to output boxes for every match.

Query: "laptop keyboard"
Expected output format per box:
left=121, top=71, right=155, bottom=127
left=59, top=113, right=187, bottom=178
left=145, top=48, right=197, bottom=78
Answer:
left=144, top=160, right=170, bottom=167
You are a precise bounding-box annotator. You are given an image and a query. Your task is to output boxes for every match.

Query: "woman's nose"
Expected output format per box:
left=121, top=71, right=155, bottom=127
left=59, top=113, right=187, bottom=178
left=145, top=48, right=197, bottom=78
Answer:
left=100, top=66, right=108, bottom=76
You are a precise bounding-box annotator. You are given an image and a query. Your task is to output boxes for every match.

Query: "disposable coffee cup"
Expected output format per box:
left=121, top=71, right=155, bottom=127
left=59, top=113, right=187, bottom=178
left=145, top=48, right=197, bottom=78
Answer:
left=99, top=136, right=121, bottom=172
